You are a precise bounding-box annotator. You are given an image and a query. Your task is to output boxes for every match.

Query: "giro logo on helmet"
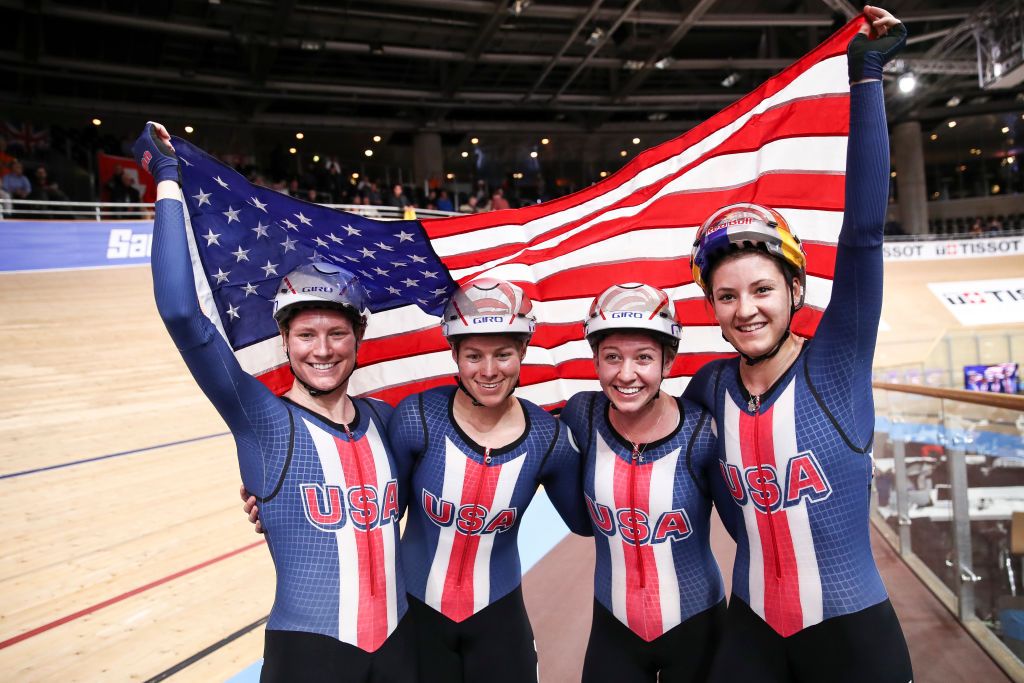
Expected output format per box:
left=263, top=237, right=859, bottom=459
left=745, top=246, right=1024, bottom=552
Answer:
left=471, top=316, right=506, bottom=324
left=301, top=286, right=335, bottom=294
left=610, top=311, right=644, bottom=319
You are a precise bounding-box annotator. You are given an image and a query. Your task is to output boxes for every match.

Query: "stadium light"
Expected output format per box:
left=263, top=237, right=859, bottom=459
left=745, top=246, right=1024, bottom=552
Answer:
left=619, top=150, right=627, bottom=157
left=896, top=72, right=916, bottom=94
left=313, top=155, right=320, bottom=162
left=373, top=135, right=382, bottom=143
left=530, top=151, right=538, bottom=158
left=541, top=138, right=549, bottom=145
left=632, top=137, right=640, bottom=144
left=471, top=137, right=480, bottom=145
left=948, top=120, right=957, bottom=128
left=289, top=147, right=296, bottom=154
left=461, top=151, right=469, bottom=158
left=364, top=149, right=373, bottom=157
left=91, top=118, right=101, bottom=126
left=296, top=132, right=304, bottom=140
left=184, top=125, right=194, bottom=134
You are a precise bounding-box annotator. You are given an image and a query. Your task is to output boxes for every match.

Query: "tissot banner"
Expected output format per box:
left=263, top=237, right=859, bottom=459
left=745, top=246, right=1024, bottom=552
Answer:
left=883, top=236, right=1024, bottom=261
left=927, top=278, right=1024, bottom=326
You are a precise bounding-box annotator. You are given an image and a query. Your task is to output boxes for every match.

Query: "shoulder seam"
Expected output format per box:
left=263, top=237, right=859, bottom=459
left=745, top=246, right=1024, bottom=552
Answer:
left=417, top=392, right=429, bottom=455
left=362, top=397, right=385, bottom=426
left=259, top=405, right=295, bottom=503
left=585, top=392, right=596, bottom=458
left=803, top=359, right=872, bottom=454
left=686, top=408, right=711, bottom=498
left=539, top=416, right=561, bottom=471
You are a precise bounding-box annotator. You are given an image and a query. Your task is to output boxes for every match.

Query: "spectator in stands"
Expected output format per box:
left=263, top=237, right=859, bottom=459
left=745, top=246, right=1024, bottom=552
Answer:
left=436, top=190, right=454, bottom=212
left=459, top=195, right=479, bottom=213
left=29, top=166, right=68, bottom=219
left=474, top=179, right=489, bottom=204
left=490, top=187, right=510, bottom=211
left=3, top=159, right=31, bottom=199
left=106, top=166, right=141, bottom=215
left=987, top=215, right=1003, bottom=233
left=970, top=218, right=984, bottom=236
left=386, top=183, right=411, bottom=209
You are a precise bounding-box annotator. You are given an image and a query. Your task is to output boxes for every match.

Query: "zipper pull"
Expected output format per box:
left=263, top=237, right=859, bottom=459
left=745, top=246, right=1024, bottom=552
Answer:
left=748, top=394, right=760, bottom=413
left=484, top=446, right=492, bottom=465
left=631, top=443, right=640, bottom=462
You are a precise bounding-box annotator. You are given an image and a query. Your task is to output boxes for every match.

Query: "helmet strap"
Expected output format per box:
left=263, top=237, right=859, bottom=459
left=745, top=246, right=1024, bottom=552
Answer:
left=455, top=376, right=485, bottom=407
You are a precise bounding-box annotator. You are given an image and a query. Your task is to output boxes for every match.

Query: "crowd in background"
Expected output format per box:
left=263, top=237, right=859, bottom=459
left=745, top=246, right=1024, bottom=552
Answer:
left=1, top=123, right=1022, bottom=231
left=0, top=136, right=70, bottom=217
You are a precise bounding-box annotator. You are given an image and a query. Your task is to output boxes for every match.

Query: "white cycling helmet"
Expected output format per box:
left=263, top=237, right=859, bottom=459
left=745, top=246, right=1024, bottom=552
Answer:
left=273, top=262, right=370, bottom=329
left=441, top=278, right=536, bottom=345
left=584, top=283, right=682, bottom=350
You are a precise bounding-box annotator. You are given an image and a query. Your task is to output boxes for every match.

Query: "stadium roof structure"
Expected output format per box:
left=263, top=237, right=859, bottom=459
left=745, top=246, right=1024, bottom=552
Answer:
left=0, top=0, right=1019, bottom=151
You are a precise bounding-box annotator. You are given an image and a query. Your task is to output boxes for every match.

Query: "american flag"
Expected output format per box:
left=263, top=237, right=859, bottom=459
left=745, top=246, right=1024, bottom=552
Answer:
left=174, top=18, right=863, bottom=410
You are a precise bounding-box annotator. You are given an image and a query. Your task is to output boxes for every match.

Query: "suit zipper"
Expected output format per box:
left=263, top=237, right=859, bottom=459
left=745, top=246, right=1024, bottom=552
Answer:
left=344, top=423, right=377, bottom=597
left=456, top=447, right=491, bottom=588
left=751, top=395, right=782, bottom=579
left=630, top=444, right=646, bottom=589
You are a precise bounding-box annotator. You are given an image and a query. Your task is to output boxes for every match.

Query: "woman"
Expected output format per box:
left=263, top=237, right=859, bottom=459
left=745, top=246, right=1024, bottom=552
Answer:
left=134, top=122, right=415, bottom=682
left=388, top=278, right=591, bottom=683
left=560, top=283, right=726, bottom=682
left=683, top=7, right=913, bottom=681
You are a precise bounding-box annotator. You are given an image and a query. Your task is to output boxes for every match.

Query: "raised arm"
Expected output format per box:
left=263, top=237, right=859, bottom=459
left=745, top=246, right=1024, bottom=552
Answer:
left=805, top=8, right=905, bottom=448
left=135, top=123, right=280, bottom=494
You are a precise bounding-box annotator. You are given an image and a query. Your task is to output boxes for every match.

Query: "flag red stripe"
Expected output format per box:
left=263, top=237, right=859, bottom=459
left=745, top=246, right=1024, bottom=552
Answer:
left=444, top=174, right=845, bottom=277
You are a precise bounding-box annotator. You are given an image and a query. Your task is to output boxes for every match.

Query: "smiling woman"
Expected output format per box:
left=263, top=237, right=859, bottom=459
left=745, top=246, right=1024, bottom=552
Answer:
left=560, top=282, right=727, bottom=683
left=389, top=277, right=592, bottom=683
left=136, top=121, right=419, bottom=682
left=682, top=7, right=915, bottom=682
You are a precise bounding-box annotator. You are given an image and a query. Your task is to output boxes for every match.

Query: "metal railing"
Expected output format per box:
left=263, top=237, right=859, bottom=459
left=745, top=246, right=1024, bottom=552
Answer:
left=0, top=198, right=461, bottom=221
left=873, top=382, right=1024, bottom=680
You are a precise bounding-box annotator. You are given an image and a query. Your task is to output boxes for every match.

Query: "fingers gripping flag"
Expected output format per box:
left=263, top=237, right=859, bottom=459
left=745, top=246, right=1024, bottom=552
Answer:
left=174, top=18, right=864, bottom=409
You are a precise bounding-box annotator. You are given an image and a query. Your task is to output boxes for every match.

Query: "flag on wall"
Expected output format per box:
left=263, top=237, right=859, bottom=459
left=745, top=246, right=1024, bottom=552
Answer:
left=172, top=18, right=864, bottom=409
left=3, top=121, right=50, bottom=154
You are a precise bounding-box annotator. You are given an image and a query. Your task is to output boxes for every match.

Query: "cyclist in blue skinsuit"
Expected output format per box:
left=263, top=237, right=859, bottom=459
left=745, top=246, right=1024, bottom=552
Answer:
left=389, top=278, right=591, bottom=683
left=135, top=122, right=415, bottom=682
left=560, top=283, right=726, bottom=683
left=683, top=6, right=913, bottom=681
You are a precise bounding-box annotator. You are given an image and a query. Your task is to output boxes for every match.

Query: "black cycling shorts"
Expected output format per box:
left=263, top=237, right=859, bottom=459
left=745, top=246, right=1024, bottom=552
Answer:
left=582, top=598, right=727, bottom=683
left=407, top=587, right=538, bottom=683
left=260, top=614, right=417, bottom=683
left=708, top=595, right=913, bottom=683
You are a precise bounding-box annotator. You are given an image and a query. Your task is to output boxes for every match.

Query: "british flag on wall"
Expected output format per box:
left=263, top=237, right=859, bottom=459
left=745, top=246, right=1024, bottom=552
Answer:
left=3, top=122, right=50, bottom=154
left=171, top=18, right=864, bottom=410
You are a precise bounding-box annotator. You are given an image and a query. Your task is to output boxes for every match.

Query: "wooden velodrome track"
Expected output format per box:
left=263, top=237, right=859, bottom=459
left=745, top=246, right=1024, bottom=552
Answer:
left=1, top=255, right=1020, bottom=682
